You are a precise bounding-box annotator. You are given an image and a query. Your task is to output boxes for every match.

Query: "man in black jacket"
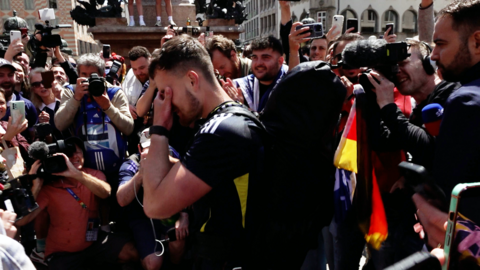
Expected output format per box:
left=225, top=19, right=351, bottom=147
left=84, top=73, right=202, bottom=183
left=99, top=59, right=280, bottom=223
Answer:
left=366, top=39, right=458, bottom=170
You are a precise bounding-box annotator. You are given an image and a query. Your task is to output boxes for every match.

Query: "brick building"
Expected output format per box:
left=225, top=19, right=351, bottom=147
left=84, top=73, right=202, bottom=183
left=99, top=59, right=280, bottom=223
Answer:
left=0, top=0, right=98, bottom=56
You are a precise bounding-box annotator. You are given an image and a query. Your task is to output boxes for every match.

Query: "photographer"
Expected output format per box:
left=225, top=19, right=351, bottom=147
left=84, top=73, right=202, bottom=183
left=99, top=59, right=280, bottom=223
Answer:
left=54, top=53, right=133, bottom=175
left=15, top=137, right=139, bottom=269
left=366, top=39, right=458, bottom=170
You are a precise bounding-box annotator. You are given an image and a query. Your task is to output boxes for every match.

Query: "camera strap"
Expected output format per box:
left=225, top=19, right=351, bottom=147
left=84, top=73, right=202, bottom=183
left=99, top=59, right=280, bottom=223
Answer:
left=65, top=188, right=87, bottom=209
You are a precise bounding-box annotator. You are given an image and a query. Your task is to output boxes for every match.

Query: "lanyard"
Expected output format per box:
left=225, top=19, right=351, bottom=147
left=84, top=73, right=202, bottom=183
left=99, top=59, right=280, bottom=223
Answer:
left=66, top=188, right=87, bottom=209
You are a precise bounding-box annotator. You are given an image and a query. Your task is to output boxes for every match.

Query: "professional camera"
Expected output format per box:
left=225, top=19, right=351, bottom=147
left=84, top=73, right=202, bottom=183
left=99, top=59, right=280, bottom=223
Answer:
left=341, top=39, right=410, bottom=90
left=34, top=22, right=71, bottom=48
left=295, top=23, right=324, bottom=39
left=29, top=140, right=78, bottom=176
left=106, top=60, right=122, bottom=85
left=0, top=169, right=38, bottom=221
left=34, top=8, right=71, bottom=48
left=88, top=73, right=107, bottom=97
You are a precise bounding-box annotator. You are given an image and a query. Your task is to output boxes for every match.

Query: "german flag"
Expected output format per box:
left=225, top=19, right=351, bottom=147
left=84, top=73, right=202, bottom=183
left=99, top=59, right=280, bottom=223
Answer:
left=354, top=89, right=388, bottom=250
left=334, top=88, right=388, bottom=250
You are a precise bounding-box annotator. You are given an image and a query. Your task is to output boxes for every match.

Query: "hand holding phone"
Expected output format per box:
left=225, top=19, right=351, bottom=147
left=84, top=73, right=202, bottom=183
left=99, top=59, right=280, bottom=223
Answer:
left=385, top=23, right=395, bottom=35
left=11, top=101, right=26, bottom=125
left=346, top=18, right=358, bottom=33
left=10, top=31, right=21, bottom=44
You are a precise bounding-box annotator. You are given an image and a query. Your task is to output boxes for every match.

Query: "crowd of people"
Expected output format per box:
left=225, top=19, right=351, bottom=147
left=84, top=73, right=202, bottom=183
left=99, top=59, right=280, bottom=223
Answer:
left=0, top=0, right=479, bottom=269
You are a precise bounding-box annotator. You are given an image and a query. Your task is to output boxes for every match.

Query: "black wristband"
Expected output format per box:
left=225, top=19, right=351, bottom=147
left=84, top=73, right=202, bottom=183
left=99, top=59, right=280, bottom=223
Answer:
left=149, top=126, right=170, bottom=139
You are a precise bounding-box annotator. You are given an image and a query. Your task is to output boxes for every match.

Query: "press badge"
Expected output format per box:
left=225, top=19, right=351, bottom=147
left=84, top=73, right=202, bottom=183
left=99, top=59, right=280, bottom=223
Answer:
left=85, top=218, right=99, bottom=241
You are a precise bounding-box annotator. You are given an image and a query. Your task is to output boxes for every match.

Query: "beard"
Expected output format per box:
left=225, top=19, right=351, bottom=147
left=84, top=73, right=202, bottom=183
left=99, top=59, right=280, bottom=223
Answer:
left=55, top=76, right=66, bottom=85
left=0, top=81, right=13, bottom=92
left=254, top=63, right=280, bottom=83
left=177, top=88, right=201, bottom=127
left=438, top=42, right=471, bottom=82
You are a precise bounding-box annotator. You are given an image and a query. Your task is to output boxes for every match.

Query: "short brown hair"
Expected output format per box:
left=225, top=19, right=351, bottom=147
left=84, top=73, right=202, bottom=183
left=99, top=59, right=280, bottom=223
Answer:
left=128, top=46, right=151, bottom=61
left=438, top=0, right=480, bottom=41
left=205, top=34, right=237, bottom=59
left=148, top=35, right=217, bottom=85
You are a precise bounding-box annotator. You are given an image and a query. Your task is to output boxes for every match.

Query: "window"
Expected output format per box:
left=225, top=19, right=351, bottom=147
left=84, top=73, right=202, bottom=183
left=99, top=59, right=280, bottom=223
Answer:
left=317, top=11, right=326, bottom=26
left=0, top=0, right=10, bottom=10
left=368, top=10, right=375, bottom=21
left=49, top=0, right=57, bottom=9
left=26, top=18, right=36, bottom=31
left=24, top=0, right=34, bottom=10
left=384, top=10, right=396, bottom=22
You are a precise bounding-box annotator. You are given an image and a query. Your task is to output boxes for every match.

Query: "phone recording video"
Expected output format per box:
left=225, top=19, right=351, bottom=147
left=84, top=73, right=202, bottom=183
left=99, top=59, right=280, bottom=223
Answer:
left=444, top=183, right=480, bottom=269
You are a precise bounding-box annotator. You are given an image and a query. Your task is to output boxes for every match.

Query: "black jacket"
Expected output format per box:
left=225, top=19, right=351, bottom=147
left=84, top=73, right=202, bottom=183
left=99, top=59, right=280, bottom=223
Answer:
left=377, top=81, right=459, bottom=170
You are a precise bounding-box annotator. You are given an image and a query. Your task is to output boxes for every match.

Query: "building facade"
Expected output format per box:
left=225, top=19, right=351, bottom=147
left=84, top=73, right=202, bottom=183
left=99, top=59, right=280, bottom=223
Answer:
left=310, top=0, right=453, bottom=40
left=240, top=0, right=453, bottom=43
left=0, top=0, right=98, bottom=56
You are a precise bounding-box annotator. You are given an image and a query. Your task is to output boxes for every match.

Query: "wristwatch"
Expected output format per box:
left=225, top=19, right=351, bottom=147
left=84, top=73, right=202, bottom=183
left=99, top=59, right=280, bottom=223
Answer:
left=149, top=126, right=169, bottom=139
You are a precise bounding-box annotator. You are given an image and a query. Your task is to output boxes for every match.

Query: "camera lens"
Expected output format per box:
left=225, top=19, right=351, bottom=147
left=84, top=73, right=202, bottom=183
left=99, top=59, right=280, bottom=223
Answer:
left=314, top=25, right=322, bottom=32
left=88, top=73, right=106, bottom=97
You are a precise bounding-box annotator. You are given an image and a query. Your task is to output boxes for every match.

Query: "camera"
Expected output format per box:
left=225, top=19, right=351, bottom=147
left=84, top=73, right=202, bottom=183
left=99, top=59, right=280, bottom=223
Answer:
left=341, top=40, right=410, bottom=90
left=295, top=23, right=324, bottom=39
left=106, top=60, right=122, bottom=85
left=34, top=9, right=71, bottom=48
left=29, top=140, right=78, bottom=177
left=88, top=73, right=106, bottom=97
left=0, top=172, right=38, bottom=221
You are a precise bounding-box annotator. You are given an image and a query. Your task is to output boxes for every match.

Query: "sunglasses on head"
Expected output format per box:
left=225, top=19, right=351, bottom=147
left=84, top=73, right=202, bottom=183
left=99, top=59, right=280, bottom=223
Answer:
left=31, top=81, right=43, bottom=88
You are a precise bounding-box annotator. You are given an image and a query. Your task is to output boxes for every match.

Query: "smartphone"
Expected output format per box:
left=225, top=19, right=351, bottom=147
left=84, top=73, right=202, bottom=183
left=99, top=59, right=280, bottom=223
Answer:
left=11, top=101, right=25, bottom=124
left=103, top=44, right=111, bottom=59
left=41, top=71, right=54, bottom=88
left=443, top=183, right=480, bottom=270
left=386, top=23, right=395, bottom=35
left=346, top=18, right=358, bottom=33
left=331, top=15, right=344, bottom=39
left=10, top=30, right=21, bottom=44
left=295, top=23, right=324, bottom=39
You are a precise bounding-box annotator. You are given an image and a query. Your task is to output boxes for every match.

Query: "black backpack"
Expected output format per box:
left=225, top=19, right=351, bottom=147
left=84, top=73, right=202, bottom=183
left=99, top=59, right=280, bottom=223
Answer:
left=219, top=61, right=347, bottom=268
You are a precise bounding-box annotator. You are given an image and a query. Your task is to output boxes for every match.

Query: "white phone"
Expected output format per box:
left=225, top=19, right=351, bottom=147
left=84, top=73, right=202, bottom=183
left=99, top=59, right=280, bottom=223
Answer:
left=10, top=30, right=21, bottom=44
left=11, top=101, right=25, bottom=124
left=332, top=15, right=344, bottom=39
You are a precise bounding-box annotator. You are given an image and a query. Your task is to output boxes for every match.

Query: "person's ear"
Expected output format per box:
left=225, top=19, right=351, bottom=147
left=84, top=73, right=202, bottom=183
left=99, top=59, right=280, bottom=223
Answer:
left=187, top=70, right=200, bottom=91
left=471, top=30, right=480, bottom=54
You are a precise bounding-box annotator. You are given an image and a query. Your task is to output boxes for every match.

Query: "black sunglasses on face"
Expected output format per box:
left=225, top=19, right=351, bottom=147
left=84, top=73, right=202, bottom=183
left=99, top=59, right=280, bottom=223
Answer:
left=31, top=81, right=44, bottom=88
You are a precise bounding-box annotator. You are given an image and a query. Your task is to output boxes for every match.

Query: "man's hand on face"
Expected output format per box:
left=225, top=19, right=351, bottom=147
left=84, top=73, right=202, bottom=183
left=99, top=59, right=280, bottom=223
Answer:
left=93, top=90, right=112, bottom=111
left=153, top=87, right=173, bottom=130
left=366, top=70, right=395, bottom=109
left=74, top=77, right=89, bottom=101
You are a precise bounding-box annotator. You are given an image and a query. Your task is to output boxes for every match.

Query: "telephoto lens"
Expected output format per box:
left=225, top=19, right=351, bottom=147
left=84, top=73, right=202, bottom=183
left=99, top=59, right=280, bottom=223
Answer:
left=88, top=73, right=106, bottom=97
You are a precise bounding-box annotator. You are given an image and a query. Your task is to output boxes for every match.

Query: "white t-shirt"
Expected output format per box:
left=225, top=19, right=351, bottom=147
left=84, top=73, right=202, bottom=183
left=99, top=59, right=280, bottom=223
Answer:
left=121, top=69, right=144, bottom=106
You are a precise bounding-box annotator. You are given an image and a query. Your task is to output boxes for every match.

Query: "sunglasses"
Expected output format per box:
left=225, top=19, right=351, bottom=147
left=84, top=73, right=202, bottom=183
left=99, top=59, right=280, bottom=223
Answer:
left=31, top=81, right=44, bottom=88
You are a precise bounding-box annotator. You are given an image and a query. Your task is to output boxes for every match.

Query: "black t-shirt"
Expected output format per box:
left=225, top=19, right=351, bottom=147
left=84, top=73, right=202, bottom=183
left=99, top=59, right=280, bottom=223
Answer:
left=182, top=104, right=264, bottom=241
